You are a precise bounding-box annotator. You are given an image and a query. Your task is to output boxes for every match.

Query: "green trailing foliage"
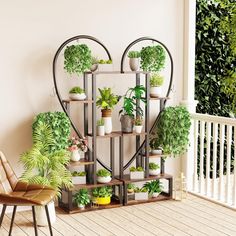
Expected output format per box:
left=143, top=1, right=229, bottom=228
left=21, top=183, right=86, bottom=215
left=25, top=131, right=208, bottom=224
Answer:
left=32, top=112, right=71, bottom=152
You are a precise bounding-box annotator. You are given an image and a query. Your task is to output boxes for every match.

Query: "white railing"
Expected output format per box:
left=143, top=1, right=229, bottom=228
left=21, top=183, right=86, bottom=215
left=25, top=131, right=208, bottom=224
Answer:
left=191, top=113, right=236, bottom=207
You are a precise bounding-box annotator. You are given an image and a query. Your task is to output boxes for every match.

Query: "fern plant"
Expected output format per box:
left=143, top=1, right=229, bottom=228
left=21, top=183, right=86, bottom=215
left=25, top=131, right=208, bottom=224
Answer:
left=20, top=123, right=73, bottom=196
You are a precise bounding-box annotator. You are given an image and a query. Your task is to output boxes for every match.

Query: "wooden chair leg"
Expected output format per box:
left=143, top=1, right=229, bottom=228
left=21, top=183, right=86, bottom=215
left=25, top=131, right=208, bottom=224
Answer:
left=32, top=206, right=38, bottom=236
left=0, top=204, right=7, bottom=227
left=8, top=205, right=17, bottom=236
left=45, top=205, right=53, bottom=236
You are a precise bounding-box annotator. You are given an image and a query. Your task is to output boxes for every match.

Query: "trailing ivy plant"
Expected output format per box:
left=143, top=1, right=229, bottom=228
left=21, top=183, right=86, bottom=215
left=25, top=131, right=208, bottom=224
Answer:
left=140, top=45, right=166, bottom=72
left=32, top=112, right=71, bottom=152
left=64, top=44, right=92, bottom=76
left=151, top=106, right=191, bottom=156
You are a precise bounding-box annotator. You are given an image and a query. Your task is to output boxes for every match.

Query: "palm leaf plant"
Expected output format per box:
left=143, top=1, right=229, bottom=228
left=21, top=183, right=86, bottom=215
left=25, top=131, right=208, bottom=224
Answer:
left=20, top=123, right=73, bottom=196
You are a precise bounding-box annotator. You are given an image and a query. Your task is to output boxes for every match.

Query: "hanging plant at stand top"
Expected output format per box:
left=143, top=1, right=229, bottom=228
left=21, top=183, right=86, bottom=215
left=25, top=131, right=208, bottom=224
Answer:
left=151, top=106, right=191, bottom=156
left=64, top=44, right=92, bottom=76
left=140, top=45, right=166, bottom=72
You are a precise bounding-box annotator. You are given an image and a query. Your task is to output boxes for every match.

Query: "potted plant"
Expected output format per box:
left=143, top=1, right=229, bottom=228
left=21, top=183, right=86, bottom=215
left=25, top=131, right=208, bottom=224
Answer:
left=149, top=163, right=160, bottom=176
left=98, top=59, right=113, bottom=71
left=97, top=118, right=105, bottom=136
left=20, top=123, right=73, bottom=226
left=134, top=187, right=149, bottom=200
left=68, top=136, right=88, bottom=162
left=90, top=56, right=99, bottom=72
left=64, top=44, right=92, bottom=76
left=120, top=85, right=146, bottom=133
left=144, top=180, right=163, bottom=198
left=129, top=166, right=144, bottom=180
left=96, top=87, right=120, bottom=134
left=96, top=169, right=112, bottom=183
left=128, top=51, right=141, bottom=71
left=150, top=138, right=163, bottom=155
left=140, top=45, right=166, bottom=72
left=73, top=189, right=90, bottom=209
left=150, top=74, right=165, bottom=98
left=71, top=171, right=86, bottom=185
left=127, top=183, right=136, bottom=194
left=69, top=86, right=86, bottom=100
left=133, top=116, right=143, bottom=134
left=92, top=186, right=113, bottom=205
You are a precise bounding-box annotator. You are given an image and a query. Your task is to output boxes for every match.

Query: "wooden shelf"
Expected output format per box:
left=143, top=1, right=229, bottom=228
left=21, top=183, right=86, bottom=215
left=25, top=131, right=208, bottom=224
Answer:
left=84, top=71, right=149, bottom=75
left=148, top=153, right=171, bottom=158
left=117, top=173, right=172, bottom=184
left=62, top=99, right=94, bottom=103
left=67, top=159, right=94, bottom=167
left=87, top=131, right=147, bottom=139
left=150, top=97, right=170, bottom=100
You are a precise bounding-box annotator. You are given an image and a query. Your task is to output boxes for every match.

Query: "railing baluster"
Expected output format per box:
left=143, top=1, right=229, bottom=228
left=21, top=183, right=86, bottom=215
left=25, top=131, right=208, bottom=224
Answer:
left=226, top=125, right=232, bottom=204
left=233, top=126, right=236, bottom=206
left=193, top=119, right=199, bottom=192
left=200, top=120, right=205, bottom=194
left=206, top=122, right=211, bottom=196
left=219, top=124, right=225, bottom=201
left=212, top=123, right=218, bottom=199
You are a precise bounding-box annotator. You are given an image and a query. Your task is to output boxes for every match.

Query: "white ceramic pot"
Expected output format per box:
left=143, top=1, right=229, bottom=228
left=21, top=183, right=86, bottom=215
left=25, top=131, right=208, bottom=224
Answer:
left=97, top=176, right=112, bottom=183
left=152, top=192, right=160, bottom=198
left=70, top=150, right=81, bottom=162
left=69, top=93, right=86, bottom=101
left=150, top=87, right=162, bottom=98
left=97, top=125, right=105, bottom=136
left=151, top=149, right=162, bottom=155
left=130, top=171, right=144, bottom=180
left=72, top=176, right=86, bottom=185
left=134, top=125, right=143, bottom=134
left=103, top=117, right=112, bottom=134
left=90, top=64, right=98, bottom=72
left=35, top=201, right=56, bottom=226
left=129, top=58, right=140, bottom=71
left=134, top=192, right=148, bottom=201
left=149, top=169, right=159, bottom=176
left=78, top=204, right=85, bottom=209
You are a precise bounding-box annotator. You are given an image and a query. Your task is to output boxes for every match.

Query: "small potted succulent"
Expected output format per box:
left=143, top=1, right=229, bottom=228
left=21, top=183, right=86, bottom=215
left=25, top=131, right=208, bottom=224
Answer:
left=150, top=74, right=164, bottom=98
left=96, top=87, right=120, bottom=134
left=73, top=189, right=90, bottom=209
left=90, top=56, right=99, bottom=72
left=96, top=169, right=112, bottom=183
left=97, top=118, right=105, bottom=136
left=150, top=138, right=162, bottom=155
left=92, top=186, right=112, bottom=205
left=98, top=59, right=113, bottom=71
left=129, top=166, right=144, bottom=180
left=144, top=180, right=163, bottom=198
left=128, top=51, right=141, bottom=71
left=133, top=117, right=143, bottom=134
left=69, top=86, right=86, bottom=100
left=68, top=136, right=88, bottom=162
left=127, top=183, right=136, bottom=194
left=134, top=187, right=149, bottom=200
left=149, top=163, right=160, bottom=176
left=71, top=171, right=86, bottom=185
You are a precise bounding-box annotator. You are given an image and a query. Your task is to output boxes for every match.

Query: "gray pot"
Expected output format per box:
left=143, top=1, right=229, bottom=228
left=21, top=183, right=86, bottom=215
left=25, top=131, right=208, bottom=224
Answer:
left=129, top=58, right=140, bottom=71
left=120, top=115, right=133, bottom=133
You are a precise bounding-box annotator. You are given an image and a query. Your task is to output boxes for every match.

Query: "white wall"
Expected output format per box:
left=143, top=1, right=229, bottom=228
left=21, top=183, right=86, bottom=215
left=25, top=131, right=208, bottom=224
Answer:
left=0, top=0, right=184, bottom=178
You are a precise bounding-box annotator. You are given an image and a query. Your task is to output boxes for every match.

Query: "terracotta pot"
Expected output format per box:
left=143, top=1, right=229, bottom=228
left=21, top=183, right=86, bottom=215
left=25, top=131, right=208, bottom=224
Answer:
left=120, top=114, right=133, bottom=133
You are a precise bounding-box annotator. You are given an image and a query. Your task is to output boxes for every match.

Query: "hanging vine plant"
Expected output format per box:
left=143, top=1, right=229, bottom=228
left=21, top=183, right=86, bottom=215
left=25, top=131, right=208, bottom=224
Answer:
left=64, top=44, right=92, bottom=76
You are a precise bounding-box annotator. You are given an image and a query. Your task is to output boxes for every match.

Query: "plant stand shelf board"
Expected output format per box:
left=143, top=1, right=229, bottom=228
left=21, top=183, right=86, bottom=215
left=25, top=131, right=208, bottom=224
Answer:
left=87, top=131, right=147, bottom=139
left=67, top=159, right=94, bottom=167
left=148, top=153, right=171, bottom=158
left=62, top=99, right=94, bottom=103
left=150, top=97, right=170, bottom=100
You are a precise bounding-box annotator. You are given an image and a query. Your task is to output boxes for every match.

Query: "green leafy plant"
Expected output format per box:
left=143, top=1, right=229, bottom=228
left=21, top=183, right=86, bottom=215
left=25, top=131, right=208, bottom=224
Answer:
left=69, top=86, right=85, bottom=94
left=72, top=171, right=86, bottom=177
left=97, top=118, right=105, bottom=126
left=32, top=112, right=70, bottom=153
left=96, top=87, right=120, bottom=110
left=134, top=187, right=148, bottom=193
left=134, top=117, right=143, bottom=126
left=20, top=123, right=72, bottom=196
left=128, top=51, right=141, bottom=58
left=150, top=138, right=162, bottom=150
left=152, top=106, right=191, bottom=156
left=140, top=45, right=166, bottom=72
left=129, top=166, right=144, bottom=172
left=96, top=169, right=111, bottom=177
left=150, top=74, right=164, bottom=87
left=144, top=180, right=163, bottom=195
left=149, top=162, right=160, bottom=170
left=127, top=183, right=135, bottom=190
left=73, top=189, right=90, bottom=206
left=98, top=59, right=112, bottom=64
left=64, top=44, right=92, bottom=76
left=120, top=85, right=146, bottom=117
left=92, top=186, right=113, bottom=198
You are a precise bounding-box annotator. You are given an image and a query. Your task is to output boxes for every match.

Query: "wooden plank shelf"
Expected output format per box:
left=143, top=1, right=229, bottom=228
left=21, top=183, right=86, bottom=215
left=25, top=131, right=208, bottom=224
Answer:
left=87, top=131, right=147, bottom=139
left=84, top=71, right=149, bottom=75
left=62, top=99, right=94, bottom=103
left=150, top=96, right=170, bottom=100
left=148, top=153, right=171, bottom=158
left=67, top=159, right=94, bottom=167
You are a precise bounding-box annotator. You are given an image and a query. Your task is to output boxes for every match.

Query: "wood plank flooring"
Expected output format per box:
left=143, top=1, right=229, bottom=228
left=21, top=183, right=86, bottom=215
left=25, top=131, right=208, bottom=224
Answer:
left=1, top=194, right=236, bottom=236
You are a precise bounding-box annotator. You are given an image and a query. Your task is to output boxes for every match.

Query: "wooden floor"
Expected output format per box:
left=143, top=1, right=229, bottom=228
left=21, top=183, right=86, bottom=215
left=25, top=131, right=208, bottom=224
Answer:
left=1, top=194, right=236, bottom=236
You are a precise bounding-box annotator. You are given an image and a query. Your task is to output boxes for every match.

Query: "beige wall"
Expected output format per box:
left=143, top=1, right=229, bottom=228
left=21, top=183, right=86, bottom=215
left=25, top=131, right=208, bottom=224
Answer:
left=0, top=0, right=184, bottom=178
